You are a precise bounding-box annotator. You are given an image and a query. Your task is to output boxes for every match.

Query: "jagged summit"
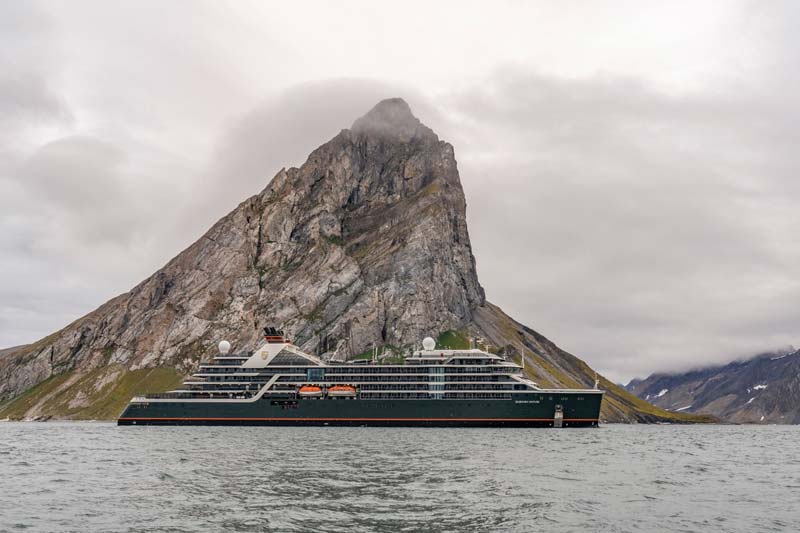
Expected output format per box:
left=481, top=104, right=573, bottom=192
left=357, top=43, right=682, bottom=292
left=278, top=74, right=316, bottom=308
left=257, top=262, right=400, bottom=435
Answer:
left=0, top=99, right=696, bottom=423
left=354, top=97, right=415, bottom=125
left=351, top=97, right=434, bottom=141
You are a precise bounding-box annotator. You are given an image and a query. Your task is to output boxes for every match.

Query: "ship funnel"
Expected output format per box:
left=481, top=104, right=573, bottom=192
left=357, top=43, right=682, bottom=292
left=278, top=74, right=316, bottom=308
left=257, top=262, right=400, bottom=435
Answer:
left=218, top=340, right=231, bottom=354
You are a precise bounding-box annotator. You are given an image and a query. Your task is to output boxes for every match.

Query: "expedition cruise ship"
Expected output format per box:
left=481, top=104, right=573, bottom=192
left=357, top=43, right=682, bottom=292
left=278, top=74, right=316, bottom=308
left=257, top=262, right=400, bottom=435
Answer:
left=118, top=329, right=604, bottom=427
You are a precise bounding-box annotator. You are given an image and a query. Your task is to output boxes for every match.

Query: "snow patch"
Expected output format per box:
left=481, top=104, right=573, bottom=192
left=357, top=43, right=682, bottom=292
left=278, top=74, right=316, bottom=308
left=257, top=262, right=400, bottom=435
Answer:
left=656, top=389, right=669, bottom=398
left=746, top=397, right=755, bottom=405
left=752, top=384, right=767, bottom=391
left=676, top=405, right=692, bottom=411
left=771, top=354, right=787, bottom=360
left=760, top=415, right=765, bottom=421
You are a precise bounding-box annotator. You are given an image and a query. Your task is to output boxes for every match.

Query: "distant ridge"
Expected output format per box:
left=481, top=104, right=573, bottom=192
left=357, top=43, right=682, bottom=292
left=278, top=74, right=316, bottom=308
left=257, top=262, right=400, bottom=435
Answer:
left=625, top=348, right=800, bottom=423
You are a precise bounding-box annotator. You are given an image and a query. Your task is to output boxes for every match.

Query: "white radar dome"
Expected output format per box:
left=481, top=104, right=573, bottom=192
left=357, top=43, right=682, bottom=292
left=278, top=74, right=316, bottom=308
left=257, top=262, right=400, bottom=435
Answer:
left=422, top=337, right=436, bottom=350
left=218, top=340, right=231, bottom=354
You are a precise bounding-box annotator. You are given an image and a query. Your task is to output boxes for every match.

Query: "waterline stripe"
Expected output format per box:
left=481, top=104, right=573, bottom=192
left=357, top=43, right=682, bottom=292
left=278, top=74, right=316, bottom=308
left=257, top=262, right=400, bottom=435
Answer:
left=119, top=417, right=599, bottom=422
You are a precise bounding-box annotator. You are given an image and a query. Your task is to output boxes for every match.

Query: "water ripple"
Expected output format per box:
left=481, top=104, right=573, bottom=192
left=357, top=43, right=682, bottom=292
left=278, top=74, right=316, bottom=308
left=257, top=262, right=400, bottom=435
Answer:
left=1, top=423, right=799, bottom=532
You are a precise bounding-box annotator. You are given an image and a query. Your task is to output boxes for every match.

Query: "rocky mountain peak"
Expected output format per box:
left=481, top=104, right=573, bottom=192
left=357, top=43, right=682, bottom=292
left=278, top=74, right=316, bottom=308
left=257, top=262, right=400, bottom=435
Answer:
left=0, top=98, right=485, bottom=400
left=0, top=99, right=692, bottom=424
left=351, top=97, right=432, bottom=142
left=252, top=98, right=485, bottom=354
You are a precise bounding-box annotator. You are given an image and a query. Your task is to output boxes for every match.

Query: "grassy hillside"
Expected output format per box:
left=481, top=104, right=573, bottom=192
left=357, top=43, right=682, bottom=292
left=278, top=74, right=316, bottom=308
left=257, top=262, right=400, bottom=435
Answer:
left=0, top=365, right=182, bottom=420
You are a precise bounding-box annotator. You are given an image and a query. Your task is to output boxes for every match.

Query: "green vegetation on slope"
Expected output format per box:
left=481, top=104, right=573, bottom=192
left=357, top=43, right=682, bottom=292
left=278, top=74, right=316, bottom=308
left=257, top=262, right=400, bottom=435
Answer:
left=352, top=349, right=374, bottom=360
left=597, top=377, right=715, bottom=423
left=351, top=344, right=406, bottom=364
left=0, top=373, right=74, bottom=419
left=436, top=330, right=470, bottom=349
left=0, top=366, right=183, bottom=420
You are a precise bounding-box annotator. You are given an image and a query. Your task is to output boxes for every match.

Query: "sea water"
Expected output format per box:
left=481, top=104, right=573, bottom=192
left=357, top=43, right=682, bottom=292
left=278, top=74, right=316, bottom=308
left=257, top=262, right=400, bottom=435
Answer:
left=0, top=423, right=798, bottom=532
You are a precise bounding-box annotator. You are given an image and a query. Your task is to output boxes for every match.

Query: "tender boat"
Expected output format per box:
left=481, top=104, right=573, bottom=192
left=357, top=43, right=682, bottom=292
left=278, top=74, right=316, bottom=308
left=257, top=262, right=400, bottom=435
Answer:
left=298, top=385, right=323, bottom=397
left=327, top=385, right=358, bottom=397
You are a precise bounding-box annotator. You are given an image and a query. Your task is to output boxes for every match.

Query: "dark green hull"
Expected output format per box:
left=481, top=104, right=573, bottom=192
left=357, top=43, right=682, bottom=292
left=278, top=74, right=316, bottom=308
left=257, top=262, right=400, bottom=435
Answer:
left=118, top=392, right=603, bottom=427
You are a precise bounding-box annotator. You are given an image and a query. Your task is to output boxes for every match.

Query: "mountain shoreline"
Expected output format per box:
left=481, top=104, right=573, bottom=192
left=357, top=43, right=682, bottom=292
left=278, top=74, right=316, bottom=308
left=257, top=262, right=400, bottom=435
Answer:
left=0, top=99, right=711, bottom=424
left=626, top=348, right=799, bottom=424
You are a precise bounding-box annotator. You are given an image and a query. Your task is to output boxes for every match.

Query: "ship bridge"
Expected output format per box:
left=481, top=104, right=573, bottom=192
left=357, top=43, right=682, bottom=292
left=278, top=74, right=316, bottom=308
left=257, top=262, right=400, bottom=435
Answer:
left=406, top=348, right=510, bottom=366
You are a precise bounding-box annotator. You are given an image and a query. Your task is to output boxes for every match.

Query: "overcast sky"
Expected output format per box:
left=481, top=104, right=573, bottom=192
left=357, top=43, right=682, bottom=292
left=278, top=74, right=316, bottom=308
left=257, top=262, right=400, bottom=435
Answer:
left=1, top=1, right=798, bottom=382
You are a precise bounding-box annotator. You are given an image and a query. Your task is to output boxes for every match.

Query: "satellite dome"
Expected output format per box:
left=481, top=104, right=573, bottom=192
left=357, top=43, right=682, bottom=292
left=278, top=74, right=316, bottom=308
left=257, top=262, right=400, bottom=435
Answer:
left=218, top=340, right=231, bottom=354
left=422, top=337, right=436, bottom=350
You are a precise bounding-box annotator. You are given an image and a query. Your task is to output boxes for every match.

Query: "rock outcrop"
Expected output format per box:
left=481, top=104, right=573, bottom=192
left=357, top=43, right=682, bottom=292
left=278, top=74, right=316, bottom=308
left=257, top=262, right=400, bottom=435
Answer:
left=626, top=348, right=800, bottom=423
left=0, top=98, right=701, bottom=423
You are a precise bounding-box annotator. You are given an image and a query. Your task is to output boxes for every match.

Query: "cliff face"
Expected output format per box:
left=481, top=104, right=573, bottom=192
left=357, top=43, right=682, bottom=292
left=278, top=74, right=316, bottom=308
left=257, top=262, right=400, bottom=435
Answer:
left=0, top=98, right=698, bottom=423
left=626, top=348, right=800, bottom=424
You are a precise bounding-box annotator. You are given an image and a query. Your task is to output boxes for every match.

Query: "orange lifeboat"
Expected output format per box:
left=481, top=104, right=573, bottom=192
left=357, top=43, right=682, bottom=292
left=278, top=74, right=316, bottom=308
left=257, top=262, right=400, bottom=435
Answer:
left=298, top=385, right=323, bottom=397
left=327, top=385, right=357, bottom=397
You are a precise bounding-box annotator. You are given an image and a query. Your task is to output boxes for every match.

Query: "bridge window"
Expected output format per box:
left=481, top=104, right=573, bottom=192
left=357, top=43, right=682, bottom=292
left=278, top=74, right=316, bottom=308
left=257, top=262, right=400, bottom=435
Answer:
left=307, top=368, right=325, bottom=381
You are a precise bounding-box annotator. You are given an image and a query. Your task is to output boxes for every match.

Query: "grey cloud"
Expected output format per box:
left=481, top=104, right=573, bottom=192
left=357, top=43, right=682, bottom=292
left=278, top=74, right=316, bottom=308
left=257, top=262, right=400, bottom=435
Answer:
left=0, top=75, right=71, bottom=131
left=185, top=79, right=438, bottom=230
left=206, top=80, right=401, bottom=208
left=0, top=3, right=72, bottom=146
left=8, top=135, right=188, bottom=248
left=444, top=71, right=799, bottom=381
left=23, top=137, right=125, bottom=210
